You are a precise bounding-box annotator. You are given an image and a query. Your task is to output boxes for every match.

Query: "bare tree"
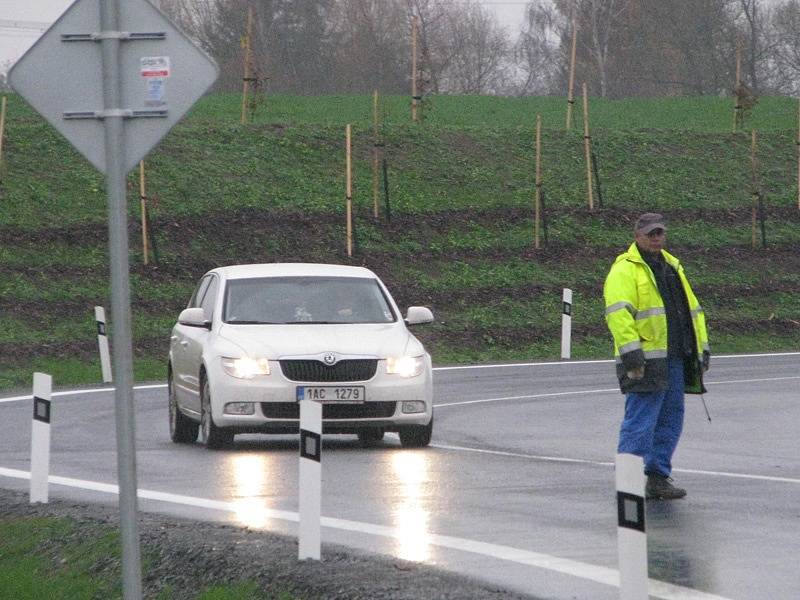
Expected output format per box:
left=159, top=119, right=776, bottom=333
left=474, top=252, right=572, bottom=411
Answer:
left=554, top=0, right=630, bottom=97
left=764, top=0, right=800, bottom=95
left=738, top=0, right=763, bottom=92
left=515, top=0, right=562, bottom=95
left=438, top=2, right=509, bottom=94
left=330, top=0, right=410, bottom=93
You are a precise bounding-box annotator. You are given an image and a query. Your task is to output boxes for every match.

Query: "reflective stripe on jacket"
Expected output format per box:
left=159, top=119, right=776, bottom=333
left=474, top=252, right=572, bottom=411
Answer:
left=604, top=242, right=709, bottom=394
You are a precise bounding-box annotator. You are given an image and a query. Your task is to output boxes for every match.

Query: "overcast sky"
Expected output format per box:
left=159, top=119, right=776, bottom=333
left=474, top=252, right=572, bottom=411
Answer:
left=1, top=1, right=528, bottom=73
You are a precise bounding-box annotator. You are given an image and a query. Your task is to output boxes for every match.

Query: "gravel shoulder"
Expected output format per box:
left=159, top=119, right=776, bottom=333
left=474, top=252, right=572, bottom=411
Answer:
left=0, top=487, right=540, bottom=599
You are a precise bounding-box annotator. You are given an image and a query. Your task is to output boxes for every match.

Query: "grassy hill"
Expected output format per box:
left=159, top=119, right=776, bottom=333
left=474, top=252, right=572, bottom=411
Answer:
left=1, top=93, right=799, bottom=390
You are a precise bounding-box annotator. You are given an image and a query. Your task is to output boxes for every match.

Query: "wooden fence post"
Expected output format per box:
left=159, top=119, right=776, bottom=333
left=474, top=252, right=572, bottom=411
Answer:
left=411, top=15, right=419, bottom=123
left=139, top=161, right=150, bottom=265
left=750, top=129, right=758, bottom=248
left=566, top=17, right=577, bottom=130
left=0, top=96, right=6, bottom=167
left=733, top=37, right=742, bottom=133
left=372, top=90, right=380, bottom=219
left=582, top=83, right=594, bottom=211
left=346, top=124, right=353, bottom=257
left=241, top=5, right=254, bottom=124
left=534, top=114, right=542, bottom=249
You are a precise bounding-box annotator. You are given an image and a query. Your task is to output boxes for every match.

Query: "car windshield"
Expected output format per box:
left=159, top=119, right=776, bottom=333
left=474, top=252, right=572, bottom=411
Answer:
left=223, top=276, right=396, bottom=324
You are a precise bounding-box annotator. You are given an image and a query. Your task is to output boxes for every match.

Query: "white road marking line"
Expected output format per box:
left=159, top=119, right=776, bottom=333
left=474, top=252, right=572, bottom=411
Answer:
left=0, top=383, right=166, bottom=404
left=436, top=388, right=620, bottom=408
left=433, top=352, right=800, bottom=371
left=431, top=443, right=613, bottom=467
left=435, top=376, right=800, bottom=409
left=430, top=444, right=800, bottom=485
left=0, top=466, right=732, bottom=600
left=1, top=352, right=798, bottom=404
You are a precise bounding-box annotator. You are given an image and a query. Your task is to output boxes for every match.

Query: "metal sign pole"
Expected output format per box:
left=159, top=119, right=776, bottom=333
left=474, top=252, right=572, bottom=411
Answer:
left=100, top=1, right=143, bottom=598
left=9, top=6, right=217, bottom=595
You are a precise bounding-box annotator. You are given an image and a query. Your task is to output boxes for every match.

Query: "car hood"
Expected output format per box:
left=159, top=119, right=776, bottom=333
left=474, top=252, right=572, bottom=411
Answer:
left=217, top=323, right=423, bottom=359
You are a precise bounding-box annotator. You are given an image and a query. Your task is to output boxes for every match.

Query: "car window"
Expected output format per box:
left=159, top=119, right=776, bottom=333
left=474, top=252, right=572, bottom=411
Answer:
left=199, top=275, right=219, bottom=321
left=189, top=276, right=212, bottom=309
left=223, top=276, right=396, bottom=324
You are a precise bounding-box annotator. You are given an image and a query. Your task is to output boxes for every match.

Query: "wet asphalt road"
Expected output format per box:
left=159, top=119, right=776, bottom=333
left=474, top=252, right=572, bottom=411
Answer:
left=1, top=353, right=798, bottom=599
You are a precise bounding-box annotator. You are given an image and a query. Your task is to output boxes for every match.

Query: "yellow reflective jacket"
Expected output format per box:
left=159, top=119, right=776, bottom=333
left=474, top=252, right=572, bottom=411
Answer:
left=604, top=243, right=709, bottom=394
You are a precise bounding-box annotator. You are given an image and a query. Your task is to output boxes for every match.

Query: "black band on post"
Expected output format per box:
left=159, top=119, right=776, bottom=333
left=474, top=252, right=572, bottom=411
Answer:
left=300, top=429, right=321, bottom=462
left=97, top=321, right=106, bottom=336
left=617, top=491, right=645, bottom=532
left=33, top=396, right=51, bottom=424
left=563, top=302, right=572, bottom=316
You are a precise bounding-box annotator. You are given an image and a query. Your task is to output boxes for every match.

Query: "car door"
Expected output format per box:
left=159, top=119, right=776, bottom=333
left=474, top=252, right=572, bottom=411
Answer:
left=172, top=275, right=213, bottom=414
left=182, top=274, right=219, bottom=413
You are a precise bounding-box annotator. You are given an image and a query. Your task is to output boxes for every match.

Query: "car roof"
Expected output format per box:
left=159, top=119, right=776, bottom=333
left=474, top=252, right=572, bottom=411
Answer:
left=209, top=263, right=378, bottom=280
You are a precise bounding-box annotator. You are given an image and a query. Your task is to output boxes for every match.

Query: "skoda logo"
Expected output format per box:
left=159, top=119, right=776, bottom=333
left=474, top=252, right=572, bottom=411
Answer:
left=322, top=353, right=337, bottom=366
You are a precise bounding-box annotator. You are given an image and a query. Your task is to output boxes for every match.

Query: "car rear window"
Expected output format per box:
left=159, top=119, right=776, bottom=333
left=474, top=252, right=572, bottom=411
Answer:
left=223, top=276, right=396, bottom=324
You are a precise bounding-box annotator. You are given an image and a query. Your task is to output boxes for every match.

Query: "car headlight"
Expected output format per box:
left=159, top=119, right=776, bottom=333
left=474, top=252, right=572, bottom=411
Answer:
left=221, top=357, right=270, bottom=379
left=386, top=355, right=424, bottom=378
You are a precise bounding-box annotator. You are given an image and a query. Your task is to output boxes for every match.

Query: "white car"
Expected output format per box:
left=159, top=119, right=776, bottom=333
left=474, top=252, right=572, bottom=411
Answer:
left=168, top=263, right=435, bottom=449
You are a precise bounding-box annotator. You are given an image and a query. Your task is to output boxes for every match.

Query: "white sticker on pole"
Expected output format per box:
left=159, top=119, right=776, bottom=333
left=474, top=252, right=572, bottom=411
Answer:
left=141, top=56, right=170, bottom=107
left=95, top=306, right=112, bottom=384
left=561, top=288, right=573, bottom=360
left=299, top=399, right=322, bottom=561
left=30, top=372, right=52, bottom=504
left=616, top=453, right=648, bottom=600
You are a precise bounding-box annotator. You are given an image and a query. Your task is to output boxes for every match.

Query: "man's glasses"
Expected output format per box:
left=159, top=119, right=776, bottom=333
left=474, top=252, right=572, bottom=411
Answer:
left=646, top=228, right=666, bottom=238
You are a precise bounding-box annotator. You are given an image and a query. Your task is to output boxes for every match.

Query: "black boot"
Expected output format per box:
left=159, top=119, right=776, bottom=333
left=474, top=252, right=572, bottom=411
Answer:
left=646, top=474, right=686, bottom=500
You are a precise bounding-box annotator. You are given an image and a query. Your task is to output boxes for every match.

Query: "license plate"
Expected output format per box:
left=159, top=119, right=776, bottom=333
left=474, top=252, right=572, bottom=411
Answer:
left=296, top=386, right=365, bottom=403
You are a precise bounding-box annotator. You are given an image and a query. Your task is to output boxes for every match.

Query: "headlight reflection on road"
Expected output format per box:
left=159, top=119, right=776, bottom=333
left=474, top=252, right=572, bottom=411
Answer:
left=230, top=454, right=271, bottom=529
left=390, top=452, right=431, bottom=562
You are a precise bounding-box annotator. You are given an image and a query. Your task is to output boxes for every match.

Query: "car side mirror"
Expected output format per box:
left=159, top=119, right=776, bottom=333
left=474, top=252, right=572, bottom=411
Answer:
left=405, top=306, right=434, bottom=326
left=178, top=307, right=211, bottom=329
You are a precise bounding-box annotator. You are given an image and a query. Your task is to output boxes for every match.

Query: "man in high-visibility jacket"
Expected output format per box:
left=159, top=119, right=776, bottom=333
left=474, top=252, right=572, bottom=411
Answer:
left=604, top=213, right=710, bottom=500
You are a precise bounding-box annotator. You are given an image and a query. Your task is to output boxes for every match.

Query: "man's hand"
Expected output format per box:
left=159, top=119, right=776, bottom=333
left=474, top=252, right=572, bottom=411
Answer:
left=626, top=366, right=645, bottom=380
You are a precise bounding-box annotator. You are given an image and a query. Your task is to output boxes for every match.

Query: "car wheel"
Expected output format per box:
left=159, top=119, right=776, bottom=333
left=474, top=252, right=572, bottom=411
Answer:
left=169, top=371, right=198, bottom=444
left=398, top=415, right=433, bottom=448
left=199, top=378, right=233, bottom=449
left=357, top=428, right=384, bottom=446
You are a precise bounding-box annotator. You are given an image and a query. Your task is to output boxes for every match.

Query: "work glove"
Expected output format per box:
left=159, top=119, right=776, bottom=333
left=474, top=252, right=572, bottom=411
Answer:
left=626, top=366, right=645, bottom=380
left=702, top=350, right=711, bottom=373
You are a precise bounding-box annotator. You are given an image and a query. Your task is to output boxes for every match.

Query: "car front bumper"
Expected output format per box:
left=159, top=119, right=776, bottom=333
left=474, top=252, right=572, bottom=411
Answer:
left=206, top=356, right=433, bottom=432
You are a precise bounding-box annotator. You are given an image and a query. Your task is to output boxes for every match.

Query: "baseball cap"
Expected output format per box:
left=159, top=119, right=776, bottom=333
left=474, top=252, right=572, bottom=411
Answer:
left=634, top=213, right=667, bottom=235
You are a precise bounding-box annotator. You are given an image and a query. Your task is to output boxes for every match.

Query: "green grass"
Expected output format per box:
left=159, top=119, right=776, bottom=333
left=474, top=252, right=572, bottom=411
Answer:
left=1, top=92, right=799, bottom=390
left=0, top=516, right=298, bottom=600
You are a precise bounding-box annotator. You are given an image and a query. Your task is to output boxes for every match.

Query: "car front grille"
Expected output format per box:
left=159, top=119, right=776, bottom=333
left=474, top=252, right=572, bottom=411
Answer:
left=280, top=359, right=378, bottom=382
left=261, top=401, right=396, bottom=420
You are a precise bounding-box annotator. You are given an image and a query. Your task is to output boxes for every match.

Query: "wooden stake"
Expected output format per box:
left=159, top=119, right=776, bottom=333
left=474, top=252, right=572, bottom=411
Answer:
left=346, top=124, right=353, bottom=257
left=241, top=5, right=254, bottom=124
left=139, top=161, right=150, bottom=265
left=566, top=17, right=577, bottom=130
left=372, top=90, right=380, bottom=219
left=411, top=15, right=419, bottom=123
left=751, top=129, right=758, bottom=248
left=582, top=83, right=594, bottom=211
left=534, top=114, right=542, bottom=249
left=0, top=96, right=6, bottom=166
left=733, top=37, right=741, bottom=133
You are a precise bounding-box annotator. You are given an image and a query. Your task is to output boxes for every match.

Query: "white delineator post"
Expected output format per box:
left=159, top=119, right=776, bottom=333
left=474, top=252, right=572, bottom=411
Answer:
left=95, top=306, right=113, bottom=383
left=30, top=372, right=53, bottom=504
left=298, top=398, right=322, bottom=560
left=561, top=288, right=573, bottom=360
left=616, top=453, right=648, bottom=600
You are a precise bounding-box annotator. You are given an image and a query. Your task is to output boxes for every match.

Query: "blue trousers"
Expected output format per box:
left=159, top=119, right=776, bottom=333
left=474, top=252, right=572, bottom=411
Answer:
left=617, top=358, right=685, bottom=477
